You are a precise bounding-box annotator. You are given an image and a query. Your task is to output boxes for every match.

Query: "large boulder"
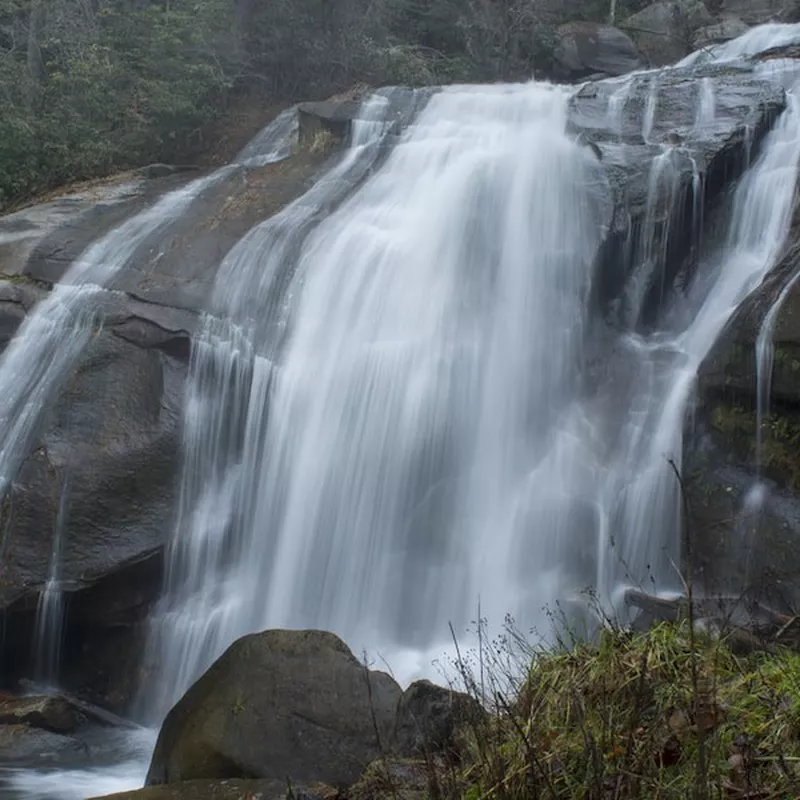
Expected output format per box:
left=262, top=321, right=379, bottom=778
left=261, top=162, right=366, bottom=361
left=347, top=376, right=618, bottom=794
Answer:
left=90, top=779, right=330, bottom=800
left=553, top=22, right=644, bottom=81
left=622, top=0, right=713, bottom=66
left=146, top=630, right=403, bottom=788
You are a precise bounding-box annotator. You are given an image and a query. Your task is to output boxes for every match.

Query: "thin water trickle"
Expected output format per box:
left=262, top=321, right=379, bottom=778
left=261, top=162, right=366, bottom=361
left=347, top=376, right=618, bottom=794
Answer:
left=31, top=474, right=71, bottom=688
left=755, top=269, right=800, bottom=474
left=643, top=75, right=659, bottom=143
left=695, top=77, right=716, bottom=129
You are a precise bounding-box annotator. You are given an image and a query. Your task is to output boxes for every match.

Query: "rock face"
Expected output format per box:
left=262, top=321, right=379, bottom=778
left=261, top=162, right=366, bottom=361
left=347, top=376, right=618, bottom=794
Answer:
left=623, top=0, right=713, bottom=66
left=688, top=191, right=800, bottom=606
left=553, top=22, right=644, bottom=80
left=146, top=630, right=403, bottom=788
left=568, top=60, right=785, bottom=325
left=0, top=112, right=349, bottom=702
left=720, top=0, right=800, bottom=24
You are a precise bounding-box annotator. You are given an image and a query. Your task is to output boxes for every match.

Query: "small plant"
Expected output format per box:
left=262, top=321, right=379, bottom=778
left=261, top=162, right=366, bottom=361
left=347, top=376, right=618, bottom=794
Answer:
left=308, top=129, right=337, bottom=155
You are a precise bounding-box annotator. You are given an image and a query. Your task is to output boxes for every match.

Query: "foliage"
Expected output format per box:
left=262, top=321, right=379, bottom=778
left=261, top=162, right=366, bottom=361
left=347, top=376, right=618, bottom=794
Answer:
left=0, top=0, right=630, bottom=209
left=438, top=621, right=800, bottom=799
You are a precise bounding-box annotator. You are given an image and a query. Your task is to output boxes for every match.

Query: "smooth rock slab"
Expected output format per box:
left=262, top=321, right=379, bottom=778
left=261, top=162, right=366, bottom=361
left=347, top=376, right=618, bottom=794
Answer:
left=146, top=630, right=402, bottom=789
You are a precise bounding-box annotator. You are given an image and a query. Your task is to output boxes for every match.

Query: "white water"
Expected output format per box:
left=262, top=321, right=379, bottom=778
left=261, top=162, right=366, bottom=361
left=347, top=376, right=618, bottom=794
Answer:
left=151, top=37, right=800, bottom=724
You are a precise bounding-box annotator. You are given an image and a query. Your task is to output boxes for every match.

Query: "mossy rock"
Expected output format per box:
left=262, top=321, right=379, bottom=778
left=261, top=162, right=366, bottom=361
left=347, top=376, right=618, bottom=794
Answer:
left=146, top=630, right=402, bottom=789
left=90, top=778, right=333, bottom=800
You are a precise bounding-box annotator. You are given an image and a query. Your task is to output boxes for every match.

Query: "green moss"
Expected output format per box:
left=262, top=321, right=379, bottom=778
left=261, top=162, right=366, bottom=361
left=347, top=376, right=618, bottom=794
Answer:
left=710, top=403, right=800, bottom=488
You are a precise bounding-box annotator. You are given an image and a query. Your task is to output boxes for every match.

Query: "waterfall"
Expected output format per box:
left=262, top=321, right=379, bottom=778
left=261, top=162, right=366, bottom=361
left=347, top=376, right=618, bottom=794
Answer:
left=150, top=62, right=800, bottom=716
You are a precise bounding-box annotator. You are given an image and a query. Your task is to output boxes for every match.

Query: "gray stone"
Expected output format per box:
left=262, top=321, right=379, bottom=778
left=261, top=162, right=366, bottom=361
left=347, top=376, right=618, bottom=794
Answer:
left=623, top=0, right=713, bottom=66
left=0, top=695, right=76, bottom=733
left=568, top=61, right=785, bottom=324
left=393, top=680, right=482, bottom=755
left=553, top=22, right=644, bottom=80
left=693, top=17, right=749, bottom=49
left=0, top=724, right=87, bottom=765
left=146, top=630, right=402, bottom=788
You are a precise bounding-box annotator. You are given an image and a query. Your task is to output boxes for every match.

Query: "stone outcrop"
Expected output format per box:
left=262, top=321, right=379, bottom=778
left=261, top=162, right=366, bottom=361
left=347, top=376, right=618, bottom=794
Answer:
left=622, top=0, right=713, bottom=66
left=553, top=22, right=645, bottom=80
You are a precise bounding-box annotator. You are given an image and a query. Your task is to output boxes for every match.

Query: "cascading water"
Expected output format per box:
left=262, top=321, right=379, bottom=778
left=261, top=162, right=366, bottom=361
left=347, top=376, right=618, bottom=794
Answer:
left=148, top=36, right=800, bottom=723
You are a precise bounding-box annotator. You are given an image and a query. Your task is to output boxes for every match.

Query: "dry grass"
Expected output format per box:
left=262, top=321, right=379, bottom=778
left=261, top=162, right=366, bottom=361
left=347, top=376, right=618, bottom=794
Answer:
left=436, top=619, right=800, bottom=800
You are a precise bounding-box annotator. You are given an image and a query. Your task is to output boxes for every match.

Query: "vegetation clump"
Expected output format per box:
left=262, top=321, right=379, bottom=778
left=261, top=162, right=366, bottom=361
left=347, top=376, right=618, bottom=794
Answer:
left=434, top=621, right=800, bottom=799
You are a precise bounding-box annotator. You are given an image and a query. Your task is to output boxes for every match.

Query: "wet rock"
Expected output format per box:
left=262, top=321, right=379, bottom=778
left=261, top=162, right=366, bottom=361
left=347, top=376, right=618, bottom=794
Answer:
left=0, top=723, right=87, bottom=765
left=0, top=179, right=144, bottom=279
left=693, top=17, right=749, bottom=49
left=684, top=428, right=800, bottom=610
left=0, top=695, right=76, bottom=733
left=553, top=22, right=644, bottom=80
left=393, top=680, right=482, bottom=756
left=146, top=630, right=402, bottom=788
left=698, top=192, right=800, bottom=404
left=298, top=99, right=364, bottom=145
left=0, top=279, right=46, bottom=351
left=0, top=307, right=183, bottom=694
left=569, top=61, right=785, bottom=325
left=0, top=140, right=335, bottom=701
left=89, top=779, right=331, bottom=800
left=622, top=0, right=713, bottom=66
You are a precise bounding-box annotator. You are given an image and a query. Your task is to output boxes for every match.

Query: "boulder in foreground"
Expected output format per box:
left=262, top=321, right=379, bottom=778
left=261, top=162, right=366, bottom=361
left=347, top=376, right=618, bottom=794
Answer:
left=90, top=778, right=332, bottom=800
left=146, top=630, right=402, bottom=788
